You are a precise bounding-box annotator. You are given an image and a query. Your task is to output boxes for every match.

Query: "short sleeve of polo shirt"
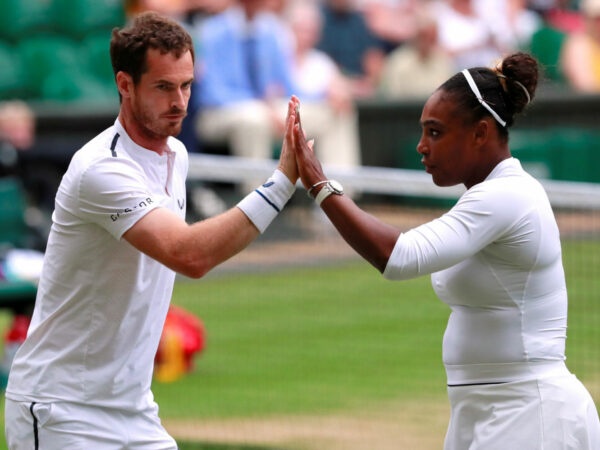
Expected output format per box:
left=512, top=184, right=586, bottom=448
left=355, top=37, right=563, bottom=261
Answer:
left=76, top=156, right=163, bottom=240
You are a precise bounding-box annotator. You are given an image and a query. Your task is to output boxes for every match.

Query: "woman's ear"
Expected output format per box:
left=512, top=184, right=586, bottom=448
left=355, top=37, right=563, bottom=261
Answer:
left=473, top=118, right=491, bottom=147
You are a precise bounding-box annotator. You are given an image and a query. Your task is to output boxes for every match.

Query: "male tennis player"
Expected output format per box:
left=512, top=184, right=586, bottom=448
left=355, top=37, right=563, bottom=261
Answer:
left=5, top=12, right=299, bottom=449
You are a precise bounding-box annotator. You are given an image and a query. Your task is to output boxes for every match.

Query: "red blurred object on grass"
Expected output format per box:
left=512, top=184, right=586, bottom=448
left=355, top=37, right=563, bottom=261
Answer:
left=154, top=305, right=205, bottom=383
left=1, top=314, right=31, bottom=389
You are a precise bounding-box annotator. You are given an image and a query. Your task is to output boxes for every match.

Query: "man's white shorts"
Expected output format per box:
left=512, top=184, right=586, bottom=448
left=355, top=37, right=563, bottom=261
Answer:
left=5, top=399, right=177, bottom=450
left=444, top=370, right=600, bottom=450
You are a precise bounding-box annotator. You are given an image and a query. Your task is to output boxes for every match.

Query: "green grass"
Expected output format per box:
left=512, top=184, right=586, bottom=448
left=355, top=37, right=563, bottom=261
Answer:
left=1, top=238, right=598, bottom=449
left=153, top=261, right=449, bottom=419
left=562, top=239, right=600, bottom=384
left=150, top=239, right=600, bottom=421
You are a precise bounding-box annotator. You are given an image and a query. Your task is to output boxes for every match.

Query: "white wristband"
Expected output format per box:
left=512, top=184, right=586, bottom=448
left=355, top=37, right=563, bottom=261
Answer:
left=236, top=169, right=295, bottom=233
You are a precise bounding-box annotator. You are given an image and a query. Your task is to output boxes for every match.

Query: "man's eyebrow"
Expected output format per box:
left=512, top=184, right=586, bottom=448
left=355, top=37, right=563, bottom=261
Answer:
left=153, top=79, right=174, bottom=85
left=153, top=78, right=194, bottom=86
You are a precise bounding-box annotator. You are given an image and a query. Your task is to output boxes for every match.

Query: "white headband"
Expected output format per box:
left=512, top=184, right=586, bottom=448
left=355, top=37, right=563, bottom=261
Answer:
left=461, top=69, right=507, bottom=127
left=496, top=73, right=532, bottom=105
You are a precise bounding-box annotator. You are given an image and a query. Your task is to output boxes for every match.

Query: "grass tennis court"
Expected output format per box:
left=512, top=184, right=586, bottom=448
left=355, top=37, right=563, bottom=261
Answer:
left=1, top=237, right=598, bottom=449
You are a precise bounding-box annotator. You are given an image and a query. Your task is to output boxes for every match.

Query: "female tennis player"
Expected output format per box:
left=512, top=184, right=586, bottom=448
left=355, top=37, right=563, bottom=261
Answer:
left=290, top=52, right=600, bottom=449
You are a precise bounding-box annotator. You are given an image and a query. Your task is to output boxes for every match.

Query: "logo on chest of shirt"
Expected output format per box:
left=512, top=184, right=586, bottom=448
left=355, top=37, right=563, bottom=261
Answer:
left=110, top=197, right=154, bottom=222
left=178, top=198, right=184, bottom=210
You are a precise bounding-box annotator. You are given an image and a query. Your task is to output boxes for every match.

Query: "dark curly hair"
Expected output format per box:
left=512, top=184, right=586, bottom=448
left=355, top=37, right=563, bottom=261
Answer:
left=439, top=52, right=539, bottom=141
left=110, top=11, right=195, bottom=86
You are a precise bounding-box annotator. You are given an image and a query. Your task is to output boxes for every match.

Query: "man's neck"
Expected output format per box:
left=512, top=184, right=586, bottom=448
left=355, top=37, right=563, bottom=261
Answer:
left=117, top=112, right=169, bottom=155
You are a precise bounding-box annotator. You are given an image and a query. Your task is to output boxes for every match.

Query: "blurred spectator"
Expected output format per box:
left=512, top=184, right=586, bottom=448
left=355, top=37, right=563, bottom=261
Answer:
left=528, top=0, right=558, bottom=11
left=0, top=101, right=35, bottom=151
left=125, top=0, right=231, bottom=24
left=561, top=0, right=600, bottom=91
left=124, top=0, right=189, bottom=17
left=263, top=0, right=286, bottom=14
left=177, top=2, right=232, bottom=155
left=377, top=6, right=454, bottom=99
left=499, top=0, right=543, bottom=51
left=0, top=101, right=34, bottom=178
left=452, top=0, right=541, bottom=56
left=541, top=0, right=585, bottom=33
left=430, top=0, right=505, bottom=70
left=188, top=0, right=233, bottom=15
left=0, top=101, right=49, bottom=247
left=284, top=1, right=361, bottom=171
left=361, top=0, right=419, bottom=53
left=317, top=0, right=387, bottom=99
left=190, top=0, right=295, bottom=192
left=125, top=0, right=226, bottom=19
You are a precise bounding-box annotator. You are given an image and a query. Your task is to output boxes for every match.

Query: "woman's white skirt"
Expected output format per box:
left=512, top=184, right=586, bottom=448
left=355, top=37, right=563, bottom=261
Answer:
left=444, top=367, right=600, bottom=450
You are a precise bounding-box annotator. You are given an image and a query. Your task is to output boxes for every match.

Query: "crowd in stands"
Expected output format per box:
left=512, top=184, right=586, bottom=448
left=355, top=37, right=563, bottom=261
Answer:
left=1, top=1, right=598, bottom=110
left=0, top=1, right=597, bottom=101
left=1, top=0, right=599, bottom=119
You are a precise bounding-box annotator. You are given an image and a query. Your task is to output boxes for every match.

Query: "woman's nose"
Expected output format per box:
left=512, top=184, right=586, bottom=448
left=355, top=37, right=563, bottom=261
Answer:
left=417, top=138, right=428, bottom=155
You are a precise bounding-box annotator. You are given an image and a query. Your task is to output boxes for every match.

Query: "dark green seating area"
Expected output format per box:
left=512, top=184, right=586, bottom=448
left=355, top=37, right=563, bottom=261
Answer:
left=510, top=128, right=600, bottom=183
left=0, top=178, right=38, bottom=314
left=0, top=0, right=125, bottom=104
left=384, top=126, right=600, bottom=185
left=0, top=179, right=29, bottom=248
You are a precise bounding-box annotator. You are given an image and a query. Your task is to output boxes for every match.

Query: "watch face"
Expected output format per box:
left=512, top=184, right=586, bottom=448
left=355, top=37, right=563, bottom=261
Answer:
left=329, top=180, right=344, bottom=194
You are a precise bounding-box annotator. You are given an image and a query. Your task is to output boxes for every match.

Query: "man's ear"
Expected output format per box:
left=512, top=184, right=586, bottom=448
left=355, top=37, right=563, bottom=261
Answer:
left=116, top=71, right=133, bottom=99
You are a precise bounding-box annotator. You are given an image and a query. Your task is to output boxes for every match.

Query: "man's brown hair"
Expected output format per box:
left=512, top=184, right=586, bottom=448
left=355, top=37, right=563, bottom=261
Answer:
left=110, top=12, right=195, bottom=85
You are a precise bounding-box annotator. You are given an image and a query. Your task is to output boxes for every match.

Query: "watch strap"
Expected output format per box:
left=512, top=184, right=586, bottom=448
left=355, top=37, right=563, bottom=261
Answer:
left=315, top=184, right=334, bottom=206
left=314, top=181, right=343, bottom=206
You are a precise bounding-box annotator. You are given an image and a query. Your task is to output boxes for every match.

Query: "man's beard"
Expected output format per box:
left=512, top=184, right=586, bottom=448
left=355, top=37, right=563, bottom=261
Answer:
left=134, top=103, right=184, bottom=139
